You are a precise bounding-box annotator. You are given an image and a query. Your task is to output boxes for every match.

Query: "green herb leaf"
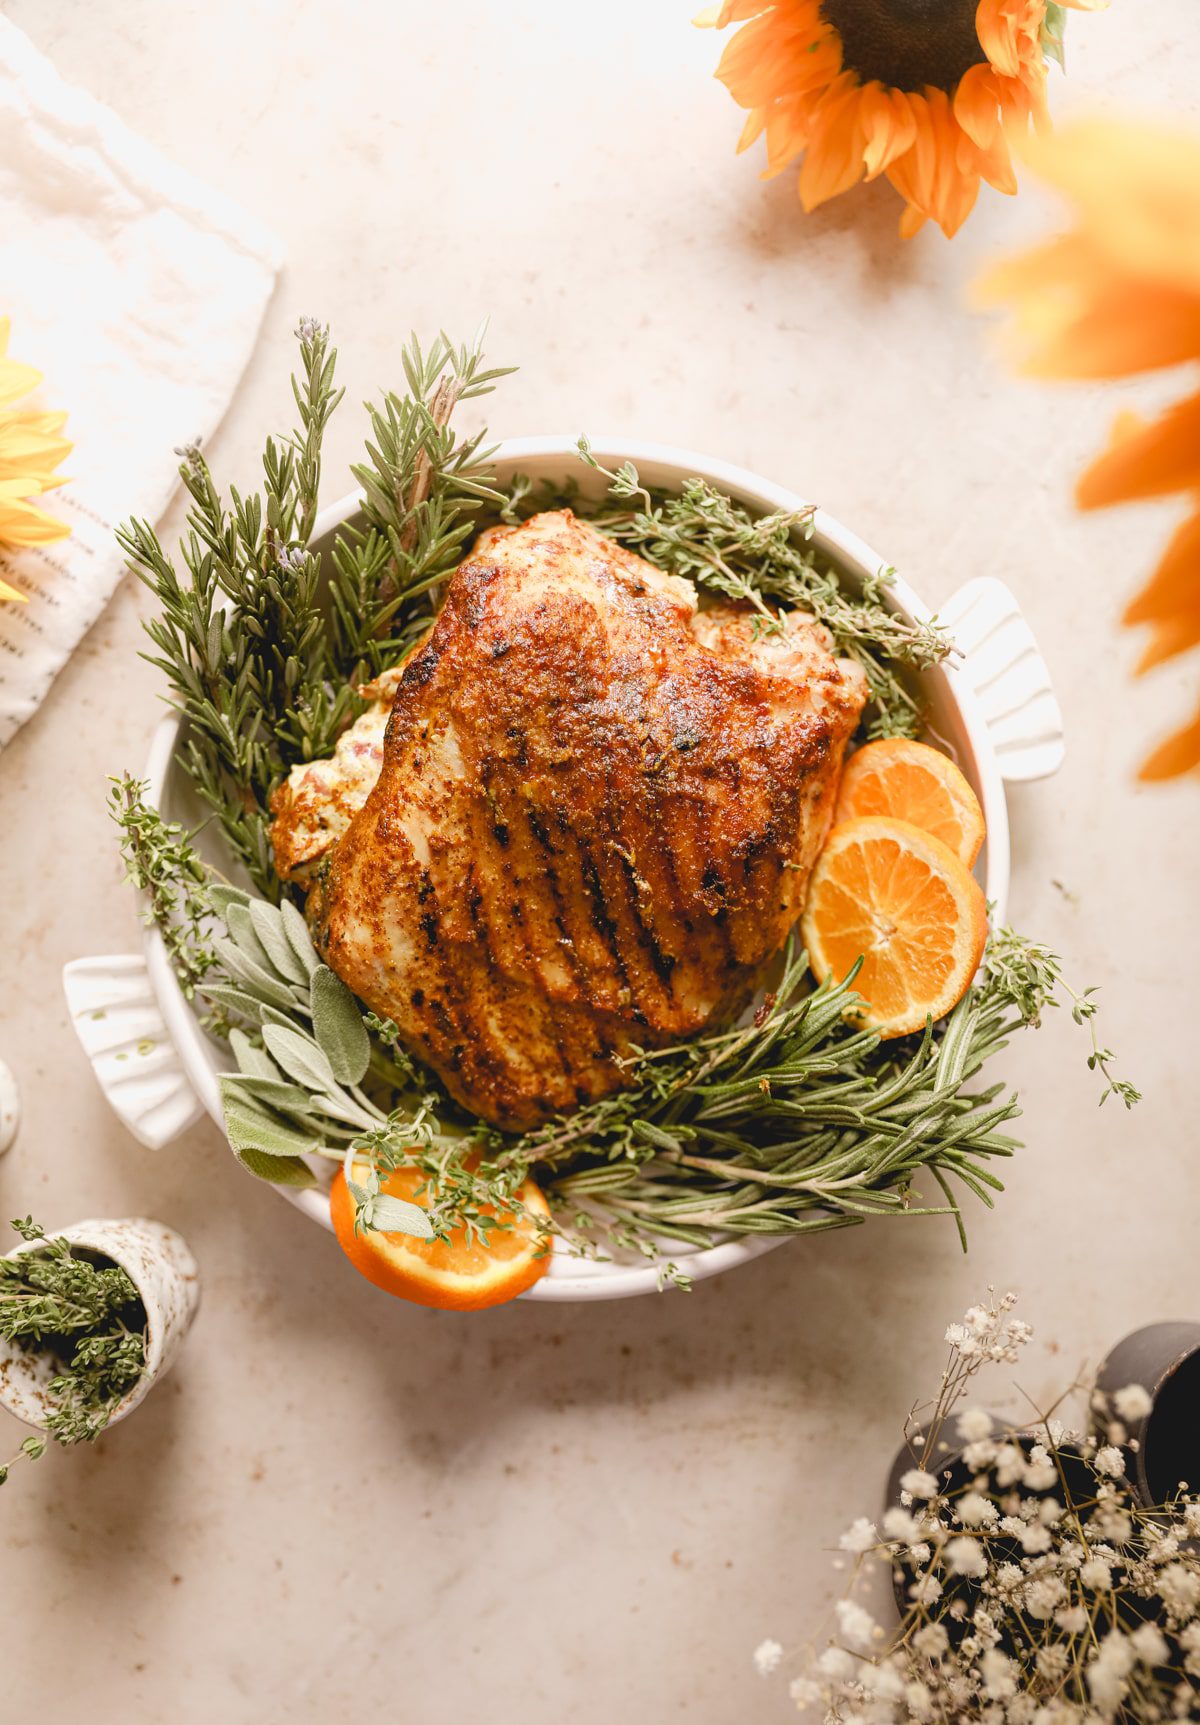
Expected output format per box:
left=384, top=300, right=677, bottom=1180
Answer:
left=248, top=899, right=311, bottom=986
left=280, top=898, right=321, bottom=980
left=237, top=1148, right=317, bottom=1187
left=229, top=1027, right=280, bottom=1081
left=364, top=1193, right=436, bottom=1239
left=212, top=937, right=301, bottom=1011
left=310, top=965, right=371, bottom=1085
left=261, top=1024, right=341, bottom=1095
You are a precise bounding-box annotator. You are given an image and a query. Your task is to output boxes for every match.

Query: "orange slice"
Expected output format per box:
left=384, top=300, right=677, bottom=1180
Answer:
left=834, top=738, right=986, bottom=868
left=330, top=1159, right=551, bottom=1310
left=801, top=816, right=988, bottom=1038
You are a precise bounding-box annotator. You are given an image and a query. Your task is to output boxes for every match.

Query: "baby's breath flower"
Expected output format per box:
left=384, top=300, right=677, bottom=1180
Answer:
left=1023, top=1445, right=1059, bottom=1492
left=835, top=1599, right=878, bottom=1650
left=882, top=1506, right=919, bottom=1543
left=1080, top=1556, right=1113, bottom=1591
left=912, top=1623, right=949, bottom=1659
left=1113, top=1383, right=1153, bottom=1422
left=1094, top=1444, right=1126, bottom=1478
left=1055, top=1605, right=1089, bottom=1634
left=963, top=1438, right=998, bottom=1471
left=980, top=1647, right=1018, bottom=1701
left=904, top=1678, right=934, bottom=1719
left=1036, top=1643, right=1070, bottom=1683
left=956, top=1491, right=998, bottom=1528
left=753, top=1638, right=784, bottom=1677
left=1024, top=1575, right=1068, bottom=1619
left=1131, top=1622, right=1170, bottom=1667
left=787, top=1674, right=819, bottom=1709
left=1020, top=1521, right=1053, bottom=1555
left=839, top=1516, right=878, bottom=1553
left=1087, top=1631, right=1134, bottom=1711
left=1158, top=1561, right=1200, bottom=1623
left=995, top=1443, right=1027, bottom=1487
left=817, top=1644, right=856, bottom=1680
left=900, top=1469, right=939, bottom=1500
left=944, top=1536, right=988, bottom=1578
left=957, top=1406, right=993, bottom=1443
left=909, top=1574, right=943, bottom=1606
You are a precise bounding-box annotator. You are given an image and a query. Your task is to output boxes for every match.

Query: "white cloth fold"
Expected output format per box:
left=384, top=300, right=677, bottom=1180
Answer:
left=0, top=19, right=282, bottom=746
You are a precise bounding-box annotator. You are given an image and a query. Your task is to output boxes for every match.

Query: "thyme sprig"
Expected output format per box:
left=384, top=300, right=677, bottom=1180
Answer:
left=114, top=323, right=1137, bottom=1281
left=0, top=1219, right=147, bottom=1482
left=111, top=783, right=1135, bottom=1278
left=572, top=440, right=950, bottom=739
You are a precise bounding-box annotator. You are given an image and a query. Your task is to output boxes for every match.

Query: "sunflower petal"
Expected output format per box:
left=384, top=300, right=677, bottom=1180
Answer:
left=0, top=488, right=71, bottom=546
left=1138, top=704, right=1200, bottom=782
left=859, top=85, right=918, bottom=180
left=1076, top=392, right=1200, bottom=509
left=0, top=359, right=43, bottom=409
left=1124, top=508, right=1200, bottom=629
left=798, top=77, right=867, bottom=211
left=0, top=575, right=28, bottom=603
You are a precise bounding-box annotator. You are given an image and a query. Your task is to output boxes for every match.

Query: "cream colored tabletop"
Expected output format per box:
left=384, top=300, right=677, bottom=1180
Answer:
left=1, top=4, right=1198, bottom=1721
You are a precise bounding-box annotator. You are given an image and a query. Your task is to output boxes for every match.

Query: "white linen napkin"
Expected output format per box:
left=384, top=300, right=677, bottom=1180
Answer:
left=0, top=19, right=282, bottom=747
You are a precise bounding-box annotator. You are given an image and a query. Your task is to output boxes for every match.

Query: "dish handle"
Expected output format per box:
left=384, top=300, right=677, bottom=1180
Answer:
left=62, top=956, right=205, bottom=1150
left=938, top=576, right=1065, bottom=783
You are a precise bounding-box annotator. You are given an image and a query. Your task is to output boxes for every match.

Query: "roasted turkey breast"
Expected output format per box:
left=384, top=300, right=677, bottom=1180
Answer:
left=270, top=510, right=868, bottom=1128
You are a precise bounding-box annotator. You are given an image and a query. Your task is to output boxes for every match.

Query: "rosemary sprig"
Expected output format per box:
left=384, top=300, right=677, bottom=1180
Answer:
left=111, top=781, right=1136, bottom=1279
left=118, top=321, right=512, bottom=899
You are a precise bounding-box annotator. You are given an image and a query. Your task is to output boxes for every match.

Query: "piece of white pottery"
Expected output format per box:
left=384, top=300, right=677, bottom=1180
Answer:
left=66, top=439, right=1067, bottom=1302
left=0, top=1055, right=18, bottom=1156
left=0, top=1217, right=200, bottom=1433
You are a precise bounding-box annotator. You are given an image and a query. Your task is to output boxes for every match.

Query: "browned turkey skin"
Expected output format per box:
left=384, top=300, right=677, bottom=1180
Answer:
left=270, top=510, right=868, bottom=1129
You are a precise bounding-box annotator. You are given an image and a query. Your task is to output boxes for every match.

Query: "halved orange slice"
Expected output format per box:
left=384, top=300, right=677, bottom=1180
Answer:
left=330, top=1159, right=551, bottom=1310
left=801, top=816, right=988, bottom=1038
left=834, top=738, right=985, bottom=868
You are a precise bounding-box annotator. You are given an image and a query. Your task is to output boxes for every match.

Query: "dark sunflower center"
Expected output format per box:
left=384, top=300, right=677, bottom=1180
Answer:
left=819, top=0, right=986, bottom=93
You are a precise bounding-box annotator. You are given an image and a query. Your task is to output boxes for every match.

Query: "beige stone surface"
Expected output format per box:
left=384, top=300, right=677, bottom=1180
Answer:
left=1, top=3, right=1198, bottom=1719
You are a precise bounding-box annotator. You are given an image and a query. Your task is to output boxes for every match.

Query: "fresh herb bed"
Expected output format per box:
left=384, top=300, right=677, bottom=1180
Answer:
left=114, top=324, right=1136, bottom=1286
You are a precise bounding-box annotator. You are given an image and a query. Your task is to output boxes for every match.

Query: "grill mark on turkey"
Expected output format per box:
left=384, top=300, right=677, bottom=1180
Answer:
left=478, top=763, right=579, bottom=1088
left=611, top=846, right=676, bottom=988
left=577, top=844, right=646, bottom=1028
left=402, top=645, right=440, bottom=689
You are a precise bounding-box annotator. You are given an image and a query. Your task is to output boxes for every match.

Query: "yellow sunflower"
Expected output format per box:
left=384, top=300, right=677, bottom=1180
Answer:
left=978, top=120, right=1200, bottom=780
left=0, top=315, right=72, bottom=602
left=699, top=0, right=1106, bottom=239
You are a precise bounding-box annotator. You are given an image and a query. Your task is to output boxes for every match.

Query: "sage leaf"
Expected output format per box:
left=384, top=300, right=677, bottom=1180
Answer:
left=248, top=899, right=310, bottom=986
left=225, top=904, right=276, bottom=976
left=213, top=937, right=301, bottom=1011
left=262, top=1024, right=341, bottom=1095
left=311, top=964, right=371, bottom=1085
left=220, top=1082, right=321, bottom=1155
left=223, top=1073, right=319, bottom=1112
left=280, top=897, right=321, bottom=981
left=237, top=1149, right=317, bottom=1188
left=201, top=983, right=270, bottom=1024
left=210, top=884, right=253, bottom=918
left=366, top=1193, right=435, bottom=1241
left=229, top=1027, right=279, bottom=1081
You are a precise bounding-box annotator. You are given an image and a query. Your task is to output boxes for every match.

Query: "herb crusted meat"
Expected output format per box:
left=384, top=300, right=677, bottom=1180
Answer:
left=270, top=510, right=868, bottom=1128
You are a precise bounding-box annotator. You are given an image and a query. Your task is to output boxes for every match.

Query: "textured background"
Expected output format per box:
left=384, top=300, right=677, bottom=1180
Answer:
left=1, top=3, right=1198, bottom=1720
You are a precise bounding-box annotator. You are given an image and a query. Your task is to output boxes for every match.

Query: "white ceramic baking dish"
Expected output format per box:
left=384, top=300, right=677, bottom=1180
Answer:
left=65, top=438, right=1064, bottom=1301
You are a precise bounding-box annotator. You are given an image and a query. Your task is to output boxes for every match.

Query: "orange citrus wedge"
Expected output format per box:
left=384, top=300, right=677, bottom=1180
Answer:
left=834, top=738, right=985, bottom=867
left=801, top=816, right=988, bottom=1038
left=330, top=1159, right=551, bottom=1310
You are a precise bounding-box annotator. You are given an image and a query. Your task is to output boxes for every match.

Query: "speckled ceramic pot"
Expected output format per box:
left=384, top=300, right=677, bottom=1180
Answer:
left=0, top=1217, right=199, bottom=1433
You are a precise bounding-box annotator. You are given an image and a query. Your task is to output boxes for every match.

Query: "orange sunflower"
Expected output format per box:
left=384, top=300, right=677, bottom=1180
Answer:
left=700, top=0, right=1106, bottom=239
left=978, top=120, right=1200, bottom=780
